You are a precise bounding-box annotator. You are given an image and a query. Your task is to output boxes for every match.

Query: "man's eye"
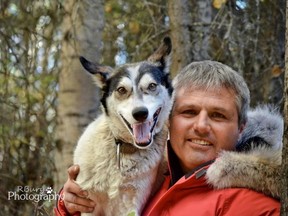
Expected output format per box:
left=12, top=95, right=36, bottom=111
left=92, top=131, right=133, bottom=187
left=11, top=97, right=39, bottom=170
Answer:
left=211, top=113, right=226, bottom=119
left=182, top=110, right=197, bottom=115
left=148, top=83, right=157, bottom=91
left=117, top=87, right=127, bottom=94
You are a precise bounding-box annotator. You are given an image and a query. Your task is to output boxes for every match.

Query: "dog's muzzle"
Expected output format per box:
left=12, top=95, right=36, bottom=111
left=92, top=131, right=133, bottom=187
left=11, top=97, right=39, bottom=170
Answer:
left=120, top=107, right=162, bottom=148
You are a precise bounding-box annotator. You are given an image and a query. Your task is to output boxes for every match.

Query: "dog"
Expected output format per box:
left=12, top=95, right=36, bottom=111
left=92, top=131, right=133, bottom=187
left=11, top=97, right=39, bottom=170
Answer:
left=73, top=37, right=173, bottom=216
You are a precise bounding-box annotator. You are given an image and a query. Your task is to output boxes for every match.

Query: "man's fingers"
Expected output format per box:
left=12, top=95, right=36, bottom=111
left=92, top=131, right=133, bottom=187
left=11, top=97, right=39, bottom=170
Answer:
left=64, top=164, right=96, bottom=214
left=64, top=192, right=95, bottom=214
left=67, top=165, right=80, bottom=180
left=65, top=202, right=94, bottom=214
left=64, top=179, right=88, bottom=198
left=64, top=190, right=95, bottom=207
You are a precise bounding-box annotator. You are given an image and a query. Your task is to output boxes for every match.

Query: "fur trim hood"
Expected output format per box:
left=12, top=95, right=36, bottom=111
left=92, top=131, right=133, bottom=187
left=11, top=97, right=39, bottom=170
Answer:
left=206, top=105, right=283, bottom=199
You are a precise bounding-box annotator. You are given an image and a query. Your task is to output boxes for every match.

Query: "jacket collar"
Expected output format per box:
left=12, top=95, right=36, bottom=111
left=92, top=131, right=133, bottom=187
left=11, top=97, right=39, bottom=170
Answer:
left=167, top=142, right=184, bottom=186
left=167, top=141, right=214, bottom=187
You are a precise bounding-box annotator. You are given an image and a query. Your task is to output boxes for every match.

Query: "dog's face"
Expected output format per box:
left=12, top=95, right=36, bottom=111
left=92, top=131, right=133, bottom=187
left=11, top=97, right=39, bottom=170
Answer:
left=105, top=62, right=173, bottom=149
left=80, top=37, right=173, bottom=149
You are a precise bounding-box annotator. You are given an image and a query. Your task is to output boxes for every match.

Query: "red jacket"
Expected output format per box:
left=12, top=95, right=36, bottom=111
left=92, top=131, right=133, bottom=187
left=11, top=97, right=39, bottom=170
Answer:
left=142, top=143, right=280, bottom=216
left=54, top=189, right=80, bottom=216
left=143, top=166, right=279, bottom=216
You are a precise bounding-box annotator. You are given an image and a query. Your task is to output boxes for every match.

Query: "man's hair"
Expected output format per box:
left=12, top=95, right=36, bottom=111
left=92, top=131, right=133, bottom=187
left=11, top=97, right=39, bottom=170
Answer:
left=172, top=60, right=250, bottom=125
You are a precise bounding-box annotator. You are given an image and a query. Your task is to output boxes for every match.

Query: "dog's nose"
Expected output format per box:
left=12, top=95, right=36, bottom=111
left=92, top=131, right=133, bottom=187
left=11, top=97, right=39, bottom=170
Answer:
left=132, top=107, right=149, bottom=122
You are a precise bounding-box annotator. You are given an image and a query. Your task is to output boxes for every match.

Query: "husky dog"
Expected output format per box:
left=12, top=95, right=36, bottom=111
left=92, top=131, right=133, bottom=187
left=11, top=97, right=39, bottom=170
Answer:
left=73, top=37, right=173, bottom=216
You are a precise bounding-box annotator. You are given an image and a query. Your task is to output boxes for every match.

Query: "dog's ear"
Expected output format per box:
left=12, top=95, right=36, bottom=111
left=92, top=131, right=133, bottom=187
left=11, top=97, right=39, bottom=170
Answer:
left=79, top=56, right=113, bottom=89
left=147, top=36, right=172, bottom=74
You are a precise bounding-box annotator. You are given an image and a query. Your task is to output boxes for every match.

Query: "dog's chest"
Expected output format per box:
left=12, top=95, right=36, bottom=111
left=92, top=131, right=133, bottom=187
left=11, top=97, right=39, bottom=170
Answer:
left=85, top=150, right=158, bottom=216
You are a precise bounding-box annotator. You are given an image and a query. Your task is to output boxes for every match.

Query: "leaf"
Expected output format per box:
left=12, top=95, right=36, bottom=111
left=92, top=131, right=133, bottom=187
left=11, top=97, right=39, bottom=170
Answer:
left=129, top=21, right=140, bottom=34
left=271, top=65, right=282, bottom=77
left=127, top=211, right=136, bottom=216
left=105, top=3, right=112, bottom=13
left=213, top=0, right=227, bottom=9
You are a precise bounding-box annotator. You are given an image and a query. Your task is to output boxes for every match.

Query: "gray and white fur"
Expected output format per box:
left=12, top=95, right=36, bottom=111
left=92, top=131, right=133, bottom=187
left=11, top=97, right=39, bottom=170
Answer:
left=206, top=105, right=283, bottom=198
left=74, top=37, right=173, bottom=216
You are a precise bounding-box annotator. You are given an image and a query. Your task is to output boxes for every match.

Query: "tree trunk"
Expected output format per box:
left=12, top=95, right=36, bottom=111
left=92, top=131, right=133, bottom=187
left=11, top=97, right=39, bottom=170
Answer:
left=168, top=0, right=193, bottom=77
left=168, top=0, right=212, bottom=77
left=54, top=0, right=104, bottom=191
left=191, top=0, right=212, bottom=61
left=280, top=1, right=288, bottom=213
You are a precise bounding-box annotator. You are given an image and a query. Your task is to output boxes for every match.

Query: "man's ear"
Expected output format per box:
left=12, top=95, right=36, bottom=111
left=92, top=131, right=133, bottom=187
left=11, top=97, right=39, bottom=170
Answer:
left=79, top=56, right=113, bottom=89
left=239, top=123, right=246, bottom=134
left=147, top=36, right=172, bottom=75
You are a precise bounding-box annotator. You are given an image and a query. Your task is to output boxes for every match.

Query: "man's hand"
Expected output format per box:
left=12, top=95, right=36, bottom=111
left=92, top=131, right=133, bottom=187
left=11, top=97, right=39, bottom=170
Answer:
left=63, top=165, right=96, bottom=214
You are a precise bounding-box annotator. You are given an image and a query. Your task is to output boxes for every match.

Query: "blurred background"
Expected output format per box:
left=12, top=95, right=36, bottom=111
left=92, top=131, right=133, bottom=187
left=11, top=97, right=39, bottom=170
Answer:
left=0, top=0, right=286, bottom=215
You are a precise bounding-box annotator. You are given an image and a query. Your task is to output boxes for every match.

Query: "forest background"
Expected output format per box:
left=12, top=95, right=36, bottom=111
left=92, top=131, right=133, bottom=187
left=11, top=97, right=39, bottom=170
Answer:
left=0, top=0, right=287, bottom=215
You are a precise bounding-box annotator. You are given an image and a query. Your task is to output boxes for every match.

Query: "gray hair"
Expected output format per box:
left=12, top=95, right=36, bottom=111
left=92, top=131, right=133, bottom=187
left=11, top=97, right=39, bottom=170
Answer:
left=172, top=60, right=250, bottom=125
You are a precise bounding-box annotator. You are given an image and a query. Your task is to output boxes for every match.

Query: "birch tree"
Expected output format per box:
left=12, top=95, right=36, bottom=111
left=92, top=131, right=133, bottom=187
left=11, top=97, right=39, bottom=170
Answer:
left=167, top=0, right=193, bottom=76
left=54, top=0, right=104, bottom=191
left=167, top=0, right=214, bottom=76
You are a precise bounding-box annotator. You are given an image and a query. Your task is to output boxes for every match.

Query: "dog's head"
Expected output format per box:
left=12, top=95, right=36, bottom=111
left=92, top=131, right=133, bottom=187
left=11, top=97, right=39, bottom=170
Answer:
left=80, top=37, right=173, bottom=149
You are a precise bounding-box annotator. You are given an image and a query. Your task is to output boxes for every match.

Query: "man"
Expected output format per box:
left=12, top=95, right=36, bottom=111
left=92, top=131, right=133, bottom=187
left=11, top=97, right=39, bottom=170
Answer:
left=55, top=61, right=281, bottom=215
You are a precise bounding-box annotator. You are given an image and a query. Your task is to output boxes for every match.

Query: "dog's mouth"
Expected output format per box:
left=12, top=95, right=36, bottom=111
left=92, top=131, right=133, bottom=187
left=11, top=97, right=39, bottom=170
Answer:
left=120, top=107, right=161, bottom=148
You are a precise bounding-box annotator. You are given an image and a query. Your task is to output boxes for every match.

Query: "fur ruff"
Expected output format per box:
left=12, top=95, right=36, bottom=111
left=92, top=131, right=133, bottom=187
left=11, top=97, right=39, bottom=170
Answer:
left=206, top=105, right=283, bottom=199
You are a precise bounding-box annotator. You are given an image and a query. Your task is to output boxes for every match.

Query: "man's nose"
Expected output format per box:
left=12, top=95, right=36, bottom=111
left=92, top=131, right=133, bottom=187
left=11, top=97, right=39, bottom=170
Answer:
left=194, top=112, right=210, bottom=134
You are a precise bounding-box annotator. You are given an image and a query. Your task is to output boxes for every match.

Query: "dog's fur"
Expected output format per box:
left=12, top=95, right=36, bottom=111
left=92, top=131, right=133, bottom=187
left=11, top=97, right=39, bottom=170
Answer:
left=73, top=37, right=173, bottom=216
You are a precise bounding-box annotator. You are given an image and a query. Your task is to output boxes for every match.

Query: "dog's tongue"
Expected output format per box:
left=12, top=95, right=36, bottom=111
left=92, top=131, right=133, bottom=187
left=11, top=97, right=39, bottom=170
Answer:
left=132, top=121, right=151, bottom=144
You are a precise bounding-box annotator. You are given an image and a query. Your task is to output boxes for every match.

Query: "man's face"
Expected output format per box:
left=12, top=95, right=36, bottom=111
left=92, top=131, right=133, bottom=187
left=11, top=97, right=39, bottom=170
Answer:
left=169, top=87, right=244, bottom=173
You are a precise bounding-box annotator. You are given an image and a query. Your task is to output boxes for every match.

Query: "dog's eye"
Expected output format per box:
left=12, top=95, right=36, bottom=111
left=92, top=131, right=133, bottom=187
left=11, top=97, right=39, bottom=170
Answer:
left=117, top=87, right=127, bottom=94
left=148, top=83, right=157, bottom=91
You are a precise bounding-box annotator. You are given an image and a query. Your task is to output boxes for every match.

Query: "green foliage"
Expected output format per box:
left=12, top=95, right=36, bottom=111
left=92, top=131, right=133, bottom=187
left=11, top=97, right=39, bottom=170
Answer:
left=209, top=0, right=285, bottom=107
left=102, top=0, right=168, bottom=65
left=0, top=0, right=62, bottom=215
